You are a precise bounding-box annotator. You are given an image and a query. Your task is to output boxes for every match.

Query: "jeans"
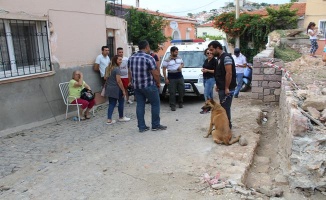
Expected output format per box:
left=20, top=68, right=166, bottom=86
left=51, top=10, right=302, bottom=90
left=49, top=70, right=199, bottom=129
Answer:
left=203, top=77, right=216, bottom=101
left=218, top=90, right=234, bottom=129
left=134, top=85, right=161, bottom=131
left=168, top=78, right=184, bottom=108
left=107, top=90, right=125, bottom=120
left=234, top=73, right=244, bottom=97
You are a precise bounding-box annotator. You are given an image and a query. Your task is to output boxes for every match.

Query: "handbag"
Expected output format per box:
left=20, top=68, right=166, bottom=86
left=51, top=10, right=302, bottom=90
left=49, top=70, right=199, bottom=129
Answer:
left=127, top=85, right=134, bottom=96
left=80, top=88, right=95, bottom=101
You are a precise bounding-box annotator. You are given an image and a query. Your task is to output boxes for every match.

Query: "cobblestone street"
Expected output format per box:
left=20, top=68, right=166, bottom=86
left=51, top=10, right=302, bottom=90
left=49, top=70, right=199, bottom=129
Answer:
left=1, top=94, right=263, bottom=199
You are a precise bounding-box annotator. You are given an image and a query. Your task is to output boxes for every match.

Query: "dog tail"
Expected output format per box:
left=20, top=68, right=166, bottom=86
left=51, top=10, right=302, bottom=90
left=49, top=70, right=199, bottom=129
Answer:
left=229, top=135, right=241, bottom=145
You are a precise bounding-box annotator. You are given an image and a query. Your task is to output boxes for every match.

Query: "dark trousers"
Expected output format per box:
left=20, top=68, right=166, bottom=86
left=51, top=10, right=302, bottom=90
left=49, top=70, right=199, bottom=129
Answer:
left=168, top=78, right=184, bottom=108
left=218, top=90, right=234, bottom=129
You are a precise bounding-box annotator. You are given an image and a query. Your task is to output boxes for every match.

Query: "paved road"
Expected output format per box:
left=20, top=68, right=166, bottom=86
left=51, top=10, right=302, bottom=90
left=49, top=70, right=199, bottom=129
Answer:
left=0, top=93, right=261, bottom=199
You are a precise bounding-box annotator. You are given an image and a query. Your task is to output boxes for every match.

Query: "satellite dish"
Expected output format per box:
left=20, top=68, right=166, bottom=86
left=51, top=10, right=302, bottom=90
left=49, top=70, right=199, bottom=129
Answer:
left=170, top=21, right=178, bottom=30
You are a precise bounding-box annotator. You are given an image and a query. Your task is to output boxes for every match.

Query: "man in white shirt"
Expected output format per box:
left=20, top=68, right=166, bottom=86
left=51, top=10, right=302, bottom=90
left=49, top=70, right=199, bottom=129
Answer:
left=162, top=46, right=184, bottom=111
left=117, top=47, right=133, bottom=104
left=94, top=46, right=110, bottom=85
left=232, top=48, right=247, bottom=98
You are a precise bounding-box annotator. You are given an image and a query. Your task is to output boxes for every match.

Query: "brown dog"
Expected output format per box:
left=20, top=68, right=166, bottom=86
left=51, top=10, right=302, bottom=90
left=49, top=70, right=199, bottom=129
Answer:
left=202, top=99, right=240, bottom=145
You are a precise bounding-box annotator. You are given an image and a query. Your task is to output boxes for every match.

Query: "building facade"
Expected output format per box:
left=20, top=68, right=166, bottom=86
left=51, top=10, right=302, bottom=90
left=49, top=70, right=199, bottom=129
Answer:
left=0, top=0, right=129, bottom=133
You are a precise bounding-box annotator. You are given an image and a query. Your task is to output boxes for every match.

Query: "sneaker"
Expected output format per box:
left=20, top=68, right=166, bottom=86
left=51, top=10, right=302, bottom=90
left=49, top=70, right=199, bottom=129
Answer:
left=106, top=120, right=116, bottom=125
left=127, top=100, right=133, bottom=104
left=118, top=117, right=130, bottom=122
left=179, top=103, right=183, bottom=108
left=152, top=125, right=167, bottom=131
left=139, top=126, right=150, bottom=133
left=234, top=95, right=238, bottom=98
left=171, top=107, right=176, bottom=111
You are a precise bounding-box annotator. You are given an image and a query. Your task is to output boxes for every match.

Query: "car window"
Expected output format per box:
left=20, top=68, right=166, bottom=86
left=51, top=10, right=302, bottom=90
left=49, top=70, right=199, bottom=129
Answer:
left=163, top=51, right=206, bottom=68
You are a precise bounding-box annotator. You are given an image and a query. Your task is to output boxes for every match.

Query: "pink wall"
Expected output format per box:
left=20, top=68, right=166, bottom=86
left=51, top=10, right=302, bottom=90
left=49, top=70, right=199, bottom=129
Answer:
left=157, top=21, right=196, bottom=61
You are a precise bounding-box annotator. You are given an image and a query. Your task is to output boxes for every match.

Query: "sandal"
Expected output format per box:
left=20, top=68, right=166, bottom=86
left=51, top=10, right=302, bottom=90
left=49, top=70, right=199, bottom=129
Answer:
left=84, top=114, right=91, bottom=119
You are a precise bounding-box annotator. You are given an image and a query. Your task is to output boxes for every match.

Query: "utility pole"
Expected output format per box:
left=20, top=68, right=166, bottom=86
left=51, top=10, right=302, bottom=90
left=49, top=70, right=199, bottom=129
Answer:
left=235, top=0, right=240, bottom=48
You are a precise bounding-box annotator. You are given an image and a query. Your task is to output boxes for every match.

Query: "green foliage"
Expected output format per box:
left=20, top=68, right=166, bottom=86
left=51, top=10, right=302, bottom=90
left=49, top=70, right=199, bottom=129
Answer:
left=126, top=8, right=168, bottom=52
left=198, top=35, right=224, bottom=41
left=213, top=3, right=299, bottom=62
left=274, top=45, right=301, bottom=62
left=187, top=13, right=193, bottom=18
left=265, top=3, right=298, bottom=30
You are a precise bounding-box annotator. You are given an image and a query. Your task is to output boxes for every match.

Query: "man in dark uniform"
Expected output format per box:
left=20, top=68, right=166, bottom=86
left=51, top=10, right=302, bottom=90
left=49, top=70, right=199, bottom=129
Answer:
left=208, top=41, right=237, bottom=129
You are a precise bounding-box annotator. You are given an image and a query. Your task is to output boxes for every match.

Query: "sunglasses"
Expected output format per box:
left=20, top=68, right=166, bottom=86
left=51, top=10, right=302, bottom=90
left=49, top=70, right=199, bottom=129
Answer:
left=206, top=52, right=212, bottom=55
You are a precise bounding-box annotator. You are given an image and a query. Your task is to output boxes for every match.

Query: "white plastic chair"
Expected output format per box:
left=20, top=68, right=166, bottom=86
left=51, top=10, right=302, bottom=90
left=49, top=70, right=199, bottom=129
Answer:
left=59, top=82, right=94, bottom=121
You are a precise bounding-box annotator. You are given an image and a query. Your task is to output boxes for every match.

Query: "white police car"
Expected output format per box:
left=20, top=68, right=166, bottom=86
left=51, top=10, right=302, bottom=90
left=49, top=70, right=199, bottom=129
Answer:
left=159, top=39, right=229, bottom=98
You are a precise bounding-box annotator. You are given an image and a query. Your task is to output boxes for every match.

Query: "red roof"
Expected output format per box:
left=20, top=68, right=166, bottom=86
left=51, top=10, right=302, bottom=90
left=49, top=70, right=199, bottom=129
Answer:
left=198, top=21, right=214, bottom=27
left=246, top=2, right=306, bottom=17
left=121, top=4, right=197, bottom=23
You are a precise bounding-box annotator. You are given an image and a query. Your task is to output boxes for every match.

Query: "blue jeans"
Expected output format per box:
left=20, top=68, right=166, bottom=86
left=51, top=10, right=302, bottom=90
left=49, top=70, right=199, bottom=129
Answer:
left=107, top=90, right=125, bottom=120
left=203, top=77, right=215, bottom=101
left=218, top=90, right=234, bottom=129
left=134, top=85, right=161, bottom=131
left=234, top=73, right=244, bottom=97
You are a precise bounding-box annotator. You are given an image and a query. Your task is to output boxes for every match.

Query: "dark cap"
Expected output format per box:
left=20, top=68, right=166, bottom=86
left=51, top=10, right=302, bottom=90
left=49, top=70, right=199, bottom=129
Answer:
left=234, top=48, right=240, bottom=54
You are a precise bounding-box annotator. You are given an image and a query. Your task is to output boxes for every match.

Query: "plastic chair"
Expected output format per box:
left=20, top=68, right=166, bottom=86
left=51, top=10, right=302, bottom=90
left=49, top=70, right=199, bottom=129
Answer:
left=59, top=82, right=94, bottom=121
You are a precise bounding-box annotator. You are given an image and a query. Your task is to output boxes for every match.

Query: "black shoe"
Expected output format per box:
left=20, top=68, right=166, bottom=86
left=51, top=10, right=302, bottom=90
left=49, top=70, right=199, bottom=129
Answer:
left=179, top=103, right=183, bottom=108
left=139, top=126, right=150, bottom=133
left=171, top=107, right=176, bottom=111
left=152, top=125, right=167, bottom=131
left=234, top=95, right=238, bottom=98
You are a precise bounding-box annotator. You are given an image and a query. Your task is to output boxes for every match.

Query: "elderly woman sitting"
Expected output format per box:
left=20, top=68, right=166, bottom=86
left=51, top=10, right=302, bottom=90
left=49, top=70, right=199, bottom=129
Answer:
left=68, top=70, right=95, bottom=120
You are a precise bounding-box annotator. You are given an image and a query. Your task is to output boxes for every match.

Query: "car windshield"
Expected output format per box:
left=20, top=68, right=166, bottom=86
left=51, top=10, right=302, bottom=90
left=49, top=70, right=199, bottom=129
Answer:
left=163, top=51, right=206, bottom=68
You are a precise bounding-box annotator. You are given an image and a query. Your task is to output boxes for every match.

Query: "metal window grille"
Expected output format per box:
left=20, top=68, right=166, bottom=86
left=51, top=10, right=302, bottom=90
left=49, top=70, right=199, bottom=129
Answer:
left=0, top=19, right=51, bottom=79
left=107, top=36, right=115, bottom=58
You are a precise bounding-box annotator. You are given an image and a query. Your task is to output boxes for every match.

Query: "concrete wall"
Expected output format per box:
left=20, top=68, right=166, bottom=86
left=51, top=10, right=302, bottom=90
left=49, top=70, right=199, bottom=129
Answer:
left=197, top=27, right=226, bottom=38
left=0, top=63, right=103, bottom=132
left=304, top=0, right=326, bottom=28
left=0, top=0, right=128, bottom=132
left=251, top=48, right=282, bottom=105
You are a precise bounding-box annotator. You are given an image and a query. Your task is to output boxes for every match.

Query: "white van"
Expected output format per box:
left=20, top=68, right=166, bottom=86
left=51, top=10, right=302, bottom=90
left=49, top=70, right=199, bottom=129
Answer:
left=159, top=39, right=229, bottom=98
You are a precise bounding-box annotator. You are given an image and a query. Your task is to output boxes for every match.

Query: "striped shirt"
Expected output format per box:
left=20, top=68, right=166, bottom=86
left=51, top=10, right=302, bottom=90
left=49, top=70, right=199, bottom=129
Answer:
left=128, top=51, right=157, bottom=89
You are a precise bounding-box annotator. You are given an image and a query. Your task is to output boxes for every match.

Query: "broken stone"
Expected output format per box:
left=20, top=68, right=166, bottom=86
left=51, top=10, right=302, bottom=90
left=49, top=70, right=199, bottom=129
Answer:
left=211, top=182, right=226, bottom=190
left=239, top=137, right=248, bottom=146
left=234, top=187, right=251, bottom=195
left=302, top=96, right=326, bottom=111
left=272, top=187, right=284, bottom=197
left=229, top=180, right=238, bottom=186
left=306, top=107, right=321, bottom=119
left=257, top=186, right=273, bottom=197
left=274, top=174, right=288, bottom=185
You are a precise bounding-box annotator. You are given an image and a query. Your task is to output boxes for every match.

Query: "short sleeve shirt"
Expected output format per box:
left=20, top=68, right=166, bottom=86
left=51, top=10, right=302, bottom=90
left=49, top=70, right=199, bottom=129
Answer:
left=95, top=54, right=110, bottom=77
left=308, top=29, right=317, bottom=39
left=128, top=51, right=157, bottom=89
left=68, top=79, right=85, bottom=103
left=120, top=57, right=129, bottom=78
left=232, top=54, right=247, bottom=73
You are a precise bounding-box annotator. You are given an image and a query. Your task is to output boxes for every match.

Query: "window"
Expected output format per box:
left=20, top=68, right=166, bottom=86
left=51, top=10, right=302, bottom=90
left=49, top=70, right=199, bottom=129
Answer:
left=318, top=20, right=326, bottom=39
left=203, top=32, right=207, bottom=36
left=0, top=19, right=51, bottom=79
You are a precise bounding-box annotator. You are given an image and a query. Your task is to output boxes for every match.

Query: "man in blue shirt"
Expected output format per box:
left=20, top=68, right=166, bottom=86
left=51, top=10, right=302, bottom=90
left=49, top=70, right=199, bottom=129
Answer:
left=128, top=40, right=167, bottom=132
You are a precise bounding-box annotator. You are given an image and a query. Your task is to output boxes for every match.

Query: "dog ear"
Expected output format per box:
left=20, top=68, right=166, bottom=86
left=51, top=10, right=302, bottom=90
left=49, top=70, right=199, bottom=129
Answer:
left=210, top=99, right=215, bottom=105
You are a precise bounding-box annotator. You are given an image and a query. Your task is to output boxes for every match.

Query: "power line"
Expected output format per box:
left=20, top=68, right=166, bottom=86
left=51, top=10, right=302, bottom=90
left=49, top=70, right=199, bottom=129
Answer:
left=165, top=0, right=218, bottom=14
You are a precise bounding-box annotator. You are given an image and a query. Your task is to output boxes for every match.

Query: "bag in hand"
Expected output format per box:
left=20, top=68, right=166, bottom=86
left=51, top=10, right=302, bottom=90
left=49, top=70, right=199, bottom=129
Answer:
left=127, top=85, right=134, bottom=96
left=80, top=88, right=95, bottom=101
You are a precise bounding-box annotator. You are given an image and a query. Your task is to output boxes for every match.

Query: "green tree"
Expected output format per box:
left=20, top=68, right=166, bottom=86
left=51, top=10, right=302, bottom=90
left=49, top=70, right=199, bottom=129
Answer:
left=265, top=3, right=298, bottom=30
left=126, top=8, right=168, bottom=52
left=213, top=3, right=299, bottom=62
left=290, top=0, right=298, bottom=2
left=187, top=13, right=193, bottom=18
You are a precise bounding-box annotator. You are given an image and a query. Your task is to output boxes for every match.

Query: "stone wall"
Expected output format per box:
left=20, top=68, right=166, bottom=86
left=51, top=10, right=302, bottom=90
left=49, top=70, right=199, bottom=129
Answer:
left=279, top=78, right=326, bottom=192
left=252, top=47, right=282, bottom=105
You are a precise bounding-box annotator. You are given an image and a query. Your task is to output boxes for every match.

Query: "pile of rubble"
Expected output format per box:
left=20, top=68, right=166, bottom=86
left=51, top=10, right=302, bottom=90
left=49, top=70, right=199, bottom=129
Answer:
left=200, top=173, right=284, bottom=199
